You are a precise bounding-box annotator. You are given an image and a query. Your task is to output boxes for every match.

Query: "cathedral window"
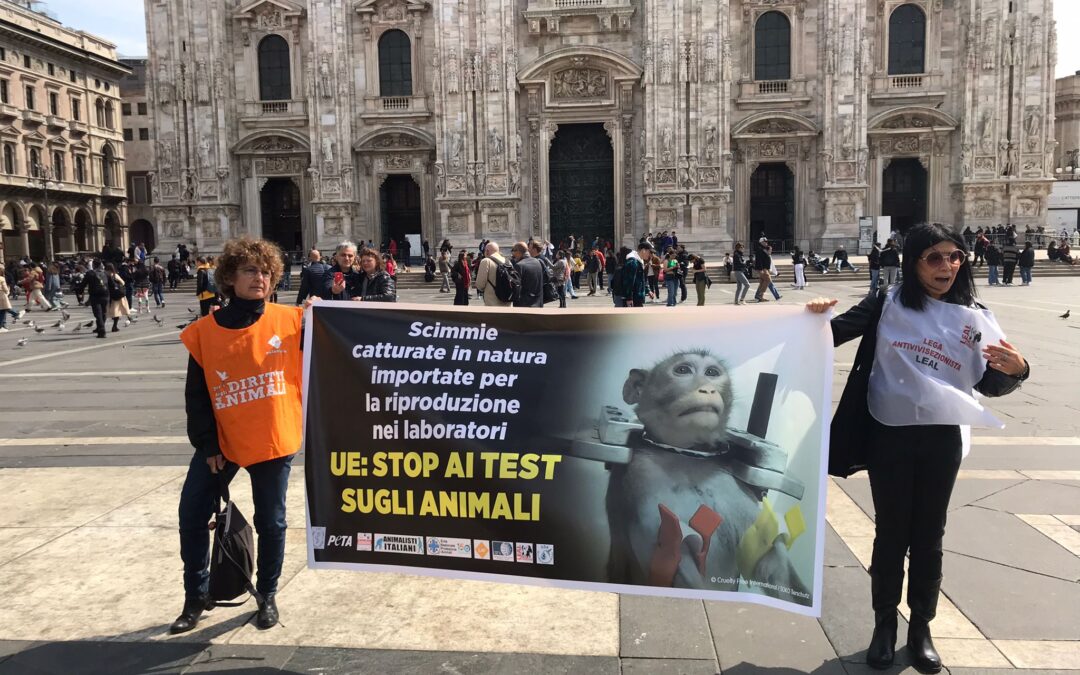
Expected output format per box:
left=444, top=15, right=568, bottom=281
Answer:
left=258, top=35, right=292, bottom=101
left=378, top=30, right=413, bottom=97
left=754, top=11, right=791, bottom=81
left=888, top=4, right=926, bottom=75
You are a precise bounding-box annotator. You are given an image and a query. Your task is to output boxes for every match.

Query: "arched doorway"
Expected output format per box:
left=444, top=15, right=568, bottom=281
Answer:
left=882, top=158, right=927, bottom=234
left=379, top=175, right=420, bottom=249
left=548, top=123, right=614, bottom=249
left=74, top=209, right=92, bottom=252
left=104, top=211, right=122, bottom=248
left=260, top=178, right=302, bottom=253
left=749, top=163, right=795, bottom=249
left=50, top=208, right=69, bottom=256
left=131, top=219, right=155, bottom=252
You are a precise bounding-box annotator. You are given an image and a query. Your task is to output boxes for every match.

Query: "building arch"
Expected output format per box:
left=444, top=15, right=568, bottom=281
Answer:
left=888, top=4, right=927, bottom=75
left=258, top=34, right=292, bottom=101
left=378, top=29, right=413, bottom=97
left=354, top=126, right=435, bottom=152
left=232, top=129, right=311, bottom=155
left=867, top=106, right=957, bottom=132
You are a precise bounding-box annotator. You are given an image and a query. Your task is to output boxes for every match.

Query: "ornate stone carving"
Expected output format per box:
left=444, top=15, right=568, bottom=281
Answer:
left=881, top=114, right=934, bottom=130
left=216, top=167, right=230, bottom=200
left=1024, top=106, right=1042, bottom=150
left=319, top=56, right=333, bottom=99
left=255, top=6, right=285, bottom=29
left=746, top=119, right=798, bottom=134
left=251, top=137, right=297, bottom=152
left=197, top=138, right=212, bottom=171
left=158, top=139, right=175, bottom=175
left=1028, top=16, right=1042, bottom=68
left=321, top=137, right=335, bottom=172
left=195, top=60, right=210, bottom=104
left=488, top=127, right=503, bottom=165
left=702, top=35, right=718, bottom=83
left=385, top=154, right=411, bottom=170
left=661, top=126, right=673, bottom=164
left=983, top=15, right=998, bottom=70
left=445, top=49, right=459, bottom=94
left=703, top=122, right=717, bottom=163
left=487, top=48, right=501, bottom=92
left=488, top=213, right=509, bottom=233
left=508, top=161, right=520, bottom=195
left=447, top=130, right=464, bottom=171
left=660, top=38, right=673, bottom=84
left=552, top=68, right=608, bottom=99
left=156, top=59, right=173, bottom=106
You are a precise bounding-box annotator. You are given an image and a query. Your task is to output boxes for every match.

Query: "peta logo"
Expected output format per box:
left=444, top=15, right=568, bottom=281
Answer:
left=215, top=370, right=228, bottom=382
left=268, top=335, right=283, bottom=349
left=327, top=534, right=353, bottom=548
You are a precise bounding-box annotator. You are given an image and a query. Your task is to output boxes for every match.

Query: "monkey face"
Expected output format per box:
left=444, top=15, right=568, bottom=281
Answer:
left=623, top=351, right=734, bottom=450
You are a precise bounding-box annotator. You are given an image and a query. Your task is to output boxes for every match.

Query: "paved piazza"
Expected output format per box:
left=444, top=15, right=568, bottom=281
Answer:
left=0, top=274, right=1079, bottom=674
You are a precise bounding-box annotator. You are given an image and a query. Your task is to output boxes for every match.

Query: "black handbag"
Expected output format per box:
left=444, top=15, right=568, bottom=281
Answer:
left=208, top=476, right=261, bottom=605
left=828, top=295, right=886, bottom=478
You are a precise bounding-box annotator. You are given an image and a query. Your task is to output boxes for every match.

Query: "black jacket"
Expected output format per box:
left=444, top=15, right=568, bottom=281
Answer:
left=296, top=260, right=330, bottom=305
left=732, top=250, right=747, bottom=273
left=321, top=263, right=363, bottom=300
left=347, top=270, right=396, bottom=302
left=832, top=294, right=1028, bottom=398
left=868, top=248, right=881, bottom=270
left=1019, top=247, right=1036, bottom=267
left=513, top=255, right=544, bottom=307
left=879, top=247, right=900, bottom=268
left=74, top=269, right=109, bottom=301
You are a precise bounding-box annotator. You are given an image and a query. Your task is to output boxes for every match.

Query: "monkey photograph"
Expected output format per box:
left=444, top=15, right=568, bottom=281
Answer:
left=563, top=317, right=830, bottom=611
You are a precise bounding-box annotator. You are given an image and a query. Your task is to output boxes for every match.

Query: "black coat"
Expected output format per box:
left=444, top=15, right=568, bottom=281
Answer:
left=512, top=255, right=544, bottom=308
left=320, top=263, right=363, bottom=300
left=349, top=270, right=396, bottom=302
left=296, top=260, right=330, bottom=304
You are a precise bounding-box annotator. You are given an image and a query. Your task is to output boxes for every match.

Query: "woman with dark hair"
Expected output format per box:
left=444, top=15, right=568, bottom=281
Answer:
left=808, top=223, right=1029, bottom=673
left=105, top=262, right=131, bottom=332
left=451, top=250, right=471, bottom=306
left=732, top=242, right=750, bottom=305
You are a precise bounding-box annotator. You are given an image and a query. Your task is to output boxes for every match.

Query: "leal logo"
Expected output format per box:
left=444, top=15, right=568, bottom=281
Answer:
left=310, top=527, right=327, bottom=550
left=268, top=335, right=283, bottom=349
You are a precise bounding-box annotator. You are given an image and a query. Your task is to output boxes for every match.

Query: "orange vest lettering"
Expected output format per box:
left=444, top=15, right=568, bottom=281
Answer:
left=181, top=304, right=304, bottom=467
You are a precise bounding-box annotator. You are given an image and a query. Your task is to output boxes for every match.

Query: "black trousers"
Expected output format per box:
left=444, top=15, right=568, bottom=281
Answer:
left=1002, top=262, right=1017, bottom=284
left=453, top=285, right=469, bottom=305
left=90, top=298, right=107, bottom=335
left=867, top=421, right=962, bottom=619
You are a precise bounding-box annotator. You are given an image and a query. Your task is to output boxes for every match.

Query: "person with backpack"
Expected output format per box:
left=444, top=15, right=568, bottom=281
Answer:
left=173, top=237, right=303, bottom=635
left=619, top=242, right=653, bottom=307
left=510, top=242, right=544, bottom=308
left=104, top=263, right=131, bottom=332
left=196, top=257, right=221, bottom=316
left=150, top=257, right=167, bottom=308
left=73, top=260, right=110, bottom=337
left=474, top=242, right=515, bottom=307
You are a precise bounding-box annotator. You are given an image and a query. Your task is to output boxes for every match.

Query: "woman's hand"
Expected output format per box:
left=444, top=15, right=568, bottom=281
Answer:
left=983, top=339, right=1028, bottom=377
left=805, top=297, right=838, bottom=314
left=206, top=454, right=226, bottom=474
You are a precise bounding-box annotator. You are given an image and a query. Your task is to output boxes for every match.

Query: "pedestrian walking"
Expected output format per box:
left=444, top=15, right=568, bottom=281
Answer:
left=21, top=264, right=54, bottom=312
left=44, top=263, right=64, bottom=309
left=753, top=239, right=773, bottom=302
left=663, top=249, right=680, bottom=307
left=105, top=263, right=131, bottom=332
left=0, top=265, right=24, bottom=332
left=195, top=257, right=220, bottom=315
left=553, top=250, right=571, bottom=308
left=132, top=261, right=151, bottom=314
left=880, top=239, right=901, bottom=289
left=1018, top=241, right=1035, bottom=286
left=73, top=261, right=109, bottom=337
left=618, top=242, right=652, bottom=307
left=792, top=248, right=808, bottom=290
left=692, top=255, right=709, bottom=305
left=150, top=257, right=167, bottom=308
left=867, top=243, right=882, bottom=297
left=437, top=250, right=451, bottom=293
left=452, top=251, right=471, bottom=306
left=809, top=223, right=1029, bottom=673
left=732, top=243, right=751, bottom=305
left=985, top=242, right=1002, bottom=286
left=172, top=237, right=302, bottom=635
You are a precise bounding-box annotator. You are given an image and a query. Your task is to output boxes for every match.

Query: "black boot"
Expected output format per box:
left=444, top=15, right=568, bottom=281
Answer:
left=907, top=577, right=943, bottom=674
left=867, top=611, right=898, bottom=669
left=169, top=593, right=213, bottom=634
left=867, top=571, right=902, bottom=669
left=256, top=592, right=278, bottom=629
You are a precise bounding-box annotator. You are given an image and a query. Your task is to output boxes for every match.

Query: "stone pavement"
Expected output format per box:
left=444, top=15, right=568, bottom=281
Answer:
left=0, top=274, right=1078, bottom=674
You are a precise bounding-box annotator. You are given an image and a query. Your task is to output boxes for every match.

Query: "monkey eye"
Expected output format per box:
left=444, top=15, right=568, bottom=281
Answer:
left=673, top=364, right=693, bottom=375
left=705, top=366, right=721, bottom=377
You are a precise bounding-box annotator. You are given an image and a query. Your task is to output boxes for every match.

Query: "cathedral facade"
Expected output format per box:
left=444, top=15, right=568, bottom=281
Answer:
left=144, top=0, right=1058, bottom=255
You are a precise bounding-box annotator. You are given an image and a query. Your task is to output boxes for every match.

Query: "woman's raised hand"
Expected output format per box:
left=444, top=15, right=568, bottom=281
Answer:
left=805, top=297, right=839, bottom=314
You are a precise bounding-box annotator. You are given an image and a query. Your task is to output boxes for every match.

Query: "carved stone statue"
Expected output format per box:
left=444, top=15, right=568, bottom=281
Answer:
left=446, top=49, right=459, bottom=94
left=661, top=126, right=673, bottom=164
left=508, top=161, right=520, bottom=195
left=857, top=148, right=868, bottom=183
left=198, top=139, right=211, bottom=170
left=1025, top=106, right=1042, bottom=139
left=196, top=60, right=210, bottom=104
left=488, top=127, right=504, bottom=161
left=704, top=123, right=717, bottom=163
left=434, top=162, right=445, bottom=196
left=148, top=172, right=160, bottom=203
left=157, top=61, right=172, bottom=106
left=821, top=151, right=833, bottom=183
left=660, top=38, right=673, bottom=84
left=552, top=68, right=608, bottom=99
left=448, top=131, right=463, bottom=170
left=1028, top=17, right=1042, bottom=68
left=979, top=110, right=994, bottom=153
left=319, top=57, right=333, bottom=99
left=158, top=139, right=174, bottom=174
left=216, top=167, right=230, bottom=200
left=322, top=137, right=335, bottom=171
left=682, top=156, right=698, bottom=190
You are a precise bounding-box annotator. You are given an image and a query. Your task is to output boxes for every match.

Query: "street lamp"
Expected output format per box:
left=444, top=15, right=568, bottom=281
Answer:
left=26, top=162, right=64, bottom=261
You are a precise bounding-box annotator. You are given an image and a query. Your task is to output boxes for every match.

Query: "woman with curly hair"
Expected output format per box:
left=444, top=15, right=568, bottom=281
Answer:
left=172, top=237, right=303, bottom=634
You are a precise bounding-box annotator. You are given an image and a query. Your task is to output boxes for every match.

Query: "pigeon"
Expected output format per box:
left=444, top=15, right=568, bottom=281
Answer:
left=153, top=315, right=164, bottom=326
left=52, top=320, right=63, bottom=328
left=56, top=323, right=65, bottom=331
left=61, top=310, right=71, bottom=322
left=129, top=314, right=138, bottom=322
left=15, top=337, right=27, bottom=347
left=187, top=307, right=196, bottom=314
left=82, top=320, right=94, bottom=328
left=1062, top=309, right=1071, bottom=319
left=123, top=319, right=131, bottom=328
left=33, top=325, right=45, bottom=334
left=72, top=324, right=82, bottom=333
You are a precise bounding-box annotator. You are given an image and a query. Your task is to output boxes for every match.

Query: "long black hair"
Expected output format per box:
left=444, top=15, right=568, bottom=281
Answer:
left=899, top=223, right=976, bottom=310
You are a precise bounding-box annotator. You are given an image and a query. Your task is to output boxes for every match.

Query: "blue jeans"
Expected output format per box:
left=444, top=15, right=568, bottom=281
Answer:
left=1019, top=266, right=1032, bottom=284
left=178, top=452, right=294, bottom=598
left=769, top=282, right=781, bottom=300
left=988, top=265, right=1000, bottom=285
left=607, top=273, right=615, bottom=294
left=665, top=278, right=679, bottom=306
left=869, top=268, right=881, bottom=296
left=152, top=282, right=165, bottom=307
left=734, top=271, right=750, bottom=303
left=612, top=294, right=625, bottom=307
left=565, top=277, right=576, bottom=298
left=0, top=308, right=18, bottom=328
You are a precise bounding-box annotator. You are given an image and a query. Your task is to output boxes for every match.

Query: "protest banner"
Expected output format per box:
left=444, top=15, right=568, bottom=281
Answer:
left=303, top=302, right=833, bottom=616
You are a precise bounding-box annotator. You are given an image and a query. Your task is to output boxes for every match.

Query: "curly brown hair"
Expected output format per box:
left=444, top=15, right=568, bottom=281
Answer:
left=214, top=237, right=284, bottom=298
left=358, top=247, right=384, bottom=273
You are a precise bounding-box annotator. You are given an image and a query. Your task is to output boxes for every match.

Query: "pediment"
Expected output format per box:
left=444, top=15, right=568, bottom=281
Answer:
left=354, top=0, right=430, bottom=19
left=70, top=141, right=90, bottom=153
left=868, top=106, right=957, bottom=132
left=355, top=126, right=435, bottom=152
left=22, top=130, right=46, bottom=144
left=0, top=125, right=19, bottom=138
left=732, top=112, right=818, bottom=137
left=518, top=46, right=642, bottom=84
left=47, top=135, right=69, bottom=146
left=232, top=130, right=310, bottom=154
left=234, top=0, right=305, bottom=26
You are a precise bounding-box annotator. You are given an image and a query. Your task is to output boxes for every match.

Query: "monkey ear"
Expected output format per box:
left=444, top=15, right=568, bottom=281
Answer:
left=623, top=369, right=647, bottom=405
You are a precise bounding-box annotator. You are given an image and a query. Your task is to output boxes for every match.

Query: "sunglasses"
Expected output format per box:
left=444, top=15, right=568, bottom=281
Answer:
left=919, top=250, right=966, bottom=267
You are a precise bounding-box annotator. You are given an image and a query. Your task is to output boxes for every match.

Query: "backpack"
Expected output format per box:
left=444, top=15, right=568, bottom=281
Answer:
left=493, top=260, right=522, bottom=303
left=537, top=257, right=558, bottom=304
left=150, top=266, right=166, bottom=284
left=202, top=269, right=218, bottom=295
left=106, top=274, right=125, bottom=301
left=208, top=478, right=261, bottom=605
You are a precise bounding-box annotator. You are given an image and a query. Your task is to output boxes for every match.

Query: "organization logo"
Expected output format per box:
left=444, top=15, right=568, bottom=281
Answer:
left=373, top=533, right=424, bottom=555
left=326, top=534, right=353, bottom=548
left=356, top=532, right=373, bottom=551
left=426, top=537, right=473, bottom=559
left=310, top=526, right=327, bottom=550
left=473, top=540, right=491, bottom=560
left=268, top=335, right=283, bottom=349
left=960, top=324, right=983, bottom=350
left=536, top=543, right=555, bottom=565
left=515, top=543, right=534, bottom=564
left=215, top=370, right=228, bottom=382
left=492, top=540, right=515, bottom=562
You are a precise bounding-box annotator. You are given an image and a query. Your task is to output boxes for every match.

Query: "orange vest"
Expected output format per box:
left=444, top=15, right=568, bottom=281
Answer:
left=180, top=303, right=304, bottom=467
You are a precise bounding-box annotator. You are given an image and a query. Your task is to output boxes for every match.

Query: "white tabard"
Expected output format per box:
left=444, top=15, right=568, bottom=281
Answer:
left=868, top=288, right=1006, bottom=456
